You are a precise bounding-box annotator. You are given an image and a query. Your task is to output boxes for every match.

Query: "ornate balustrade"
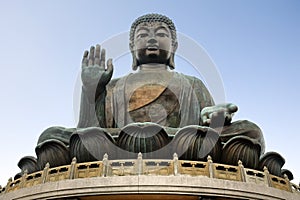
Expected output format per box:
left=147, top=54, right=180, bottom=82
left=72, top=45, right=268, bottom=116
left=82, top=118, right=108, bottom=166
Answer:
left=1, top=153, right=299, bottom=195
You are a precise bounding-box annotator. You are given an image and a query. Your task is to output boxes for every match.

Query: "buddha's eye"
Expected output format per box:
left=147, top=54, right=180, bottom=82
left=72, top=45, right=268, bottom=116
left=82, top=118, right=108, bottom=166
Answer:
left=156, top=32, right=168, bottom=37
left=137, top=33, right=148, bottom=38
left=155, top=27, right=170, bottom=38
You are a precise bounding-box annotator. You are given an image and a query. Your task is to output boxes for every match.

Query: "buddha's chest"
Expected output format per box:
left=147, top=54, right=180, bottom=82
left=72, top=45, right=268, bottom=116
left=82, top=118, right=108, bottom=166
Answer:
left=127, top=84, right=181, bottom=127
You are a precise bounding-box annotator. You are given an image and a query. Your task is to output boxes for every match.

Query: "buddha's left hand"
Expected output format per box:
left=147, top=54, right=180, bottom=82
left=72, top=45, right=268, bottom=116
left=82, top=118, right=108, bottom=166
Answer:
left=201, top=103, right=238, bottom=127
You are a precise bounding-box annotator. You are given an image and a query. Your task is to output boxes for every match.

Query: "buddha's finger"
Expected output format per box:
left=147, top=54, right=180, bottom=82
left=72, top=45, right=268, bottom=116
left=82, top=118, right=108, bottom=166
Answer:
left=95, top=44, right=101, bottom=58
left=88, top=46, right=95, bottom=66
left=202, top=115, right=208, bottom=125
left=100, top=49, right=106, bottom=69
left=106, top=58, right=114, bottom=75
left=205, top=119, right=211, bottom=125
left=227, top=103, right=238, bottom=113
left=82, top=50, right=89, bottom=68
left=224, top=113, right=232, bottom=124
left=94, top=45, right=101, bottom=66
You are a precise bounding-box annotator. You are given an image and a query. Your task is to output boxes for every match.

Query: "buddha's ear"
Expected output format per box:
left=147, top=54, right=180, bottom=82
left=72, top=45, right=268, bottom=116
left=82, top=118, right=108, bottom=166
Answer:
left=131, top=53, right=139, bottom=71
left=130, top=42, right=139, bottom=71
left=168, top=53, right=175, bottom=70
left=168, top=42, right=178, bottom=70
left=173, top=41, right=178, bottom=51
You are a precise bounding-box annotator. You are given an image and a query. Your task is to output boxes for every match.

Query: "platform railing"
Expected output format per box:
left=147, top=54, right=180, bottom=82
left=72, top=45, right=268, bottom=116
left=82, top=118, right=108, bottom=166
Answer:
left=1, top=153, right=299, bottom=194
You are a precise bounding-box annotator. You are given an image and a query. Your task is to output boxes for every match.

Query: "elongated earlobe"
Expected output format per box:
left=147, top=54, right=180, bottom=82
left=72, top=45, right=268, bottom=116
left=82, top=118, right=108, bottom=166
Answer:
left=132, top=54, right=139, bottom=71
left=168, top=53, right=175, bottom=70
left=168, top=42, right=177, bottom=70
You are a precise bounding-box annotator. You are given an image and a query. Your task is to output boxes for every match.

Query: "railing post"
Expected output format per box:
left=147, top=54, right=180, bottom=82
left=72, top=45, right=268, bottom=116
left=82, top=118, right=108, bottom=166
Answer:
left=238, top=160, right=247, bottom=182
left=207, top=155, right=214, bottom=178
left=41, top=163, right=50, bottom=183
left=120, top=163, right=125, bottom=176
left=4, top=177, right=12, bottom=193
left=173, top=153, right=179, bottom=176
left=284, top=174, right=293, bottom=192
left=137, top=152, right=143, bottom=175
left=69, top=157, right=77, bottom=179
left=102, top=153, right=109, bottom=177
left=20, top=170, right=28, bottom=188
left=263, top=166, right=272, bottom=187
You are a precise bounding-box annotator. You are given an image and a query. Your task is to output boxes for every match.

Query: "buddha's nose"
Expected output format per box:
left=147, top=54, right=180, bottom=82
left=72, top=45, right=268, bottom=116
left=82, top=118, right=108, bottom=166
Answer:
left=147, top=37, right=158, bottom=44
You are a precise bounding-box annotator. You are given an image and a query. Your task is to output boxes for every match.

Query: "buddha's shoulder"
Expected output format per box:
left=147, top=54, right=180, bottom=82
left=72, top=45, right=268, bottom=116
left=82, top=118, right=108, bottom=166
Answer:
left=173, top=72, right=205, bottom=85
left=106, top=73, right=134, bottom=88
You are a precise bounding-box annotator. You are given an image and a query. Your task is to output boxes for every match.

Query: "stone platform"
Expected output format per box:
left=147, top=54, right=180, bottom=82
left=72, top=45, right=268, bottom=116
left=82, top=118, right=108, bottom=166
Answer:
left=1, top=154, right=300, bottom=200
left=2, top=176, right=300, bottom=200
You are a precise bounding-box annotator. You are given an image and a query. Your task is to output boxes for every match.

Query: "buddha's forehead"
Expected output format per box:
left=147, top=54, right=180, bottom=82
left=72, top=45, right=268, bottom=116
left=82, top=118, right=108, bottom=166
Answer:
left=135, top=22, right=170, bottom=32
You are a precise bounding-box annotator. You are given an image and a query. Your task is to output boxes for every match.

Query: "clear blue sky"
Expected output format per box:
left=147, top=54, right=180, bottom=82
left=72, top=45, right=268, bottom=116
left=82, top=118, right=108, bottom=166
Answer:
left=0, top=0, right=299, bottom=186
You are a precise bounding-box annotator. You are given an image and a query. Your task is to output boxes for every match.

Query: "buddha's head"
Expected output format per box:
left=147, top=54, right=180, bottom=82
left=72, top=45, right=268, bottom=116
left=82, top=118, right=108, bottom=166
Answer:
left=129, top=13, right=178, bottom=70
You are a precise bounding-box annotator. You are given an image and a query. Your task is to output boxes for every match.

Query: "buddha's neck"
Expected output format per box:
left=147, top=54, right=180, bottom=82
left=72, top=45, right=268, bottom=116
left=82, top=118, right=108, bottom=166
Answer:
left=139, top=64, right=168, bottom=71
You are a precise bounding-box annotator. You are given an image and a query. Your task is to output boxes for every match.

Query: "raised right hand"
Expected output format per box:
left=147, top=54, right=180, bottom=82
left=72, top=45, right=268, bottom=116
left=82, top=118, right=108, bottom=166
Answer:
left=81, top=44, right=113, bottom=91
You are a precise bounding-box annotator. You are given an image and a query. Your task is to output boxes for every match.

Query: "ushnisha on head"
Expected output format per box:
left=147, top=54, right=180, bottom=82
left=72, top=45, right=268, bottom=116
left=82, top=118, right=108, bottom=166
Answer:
left=129, top=13, right=178, bottom=70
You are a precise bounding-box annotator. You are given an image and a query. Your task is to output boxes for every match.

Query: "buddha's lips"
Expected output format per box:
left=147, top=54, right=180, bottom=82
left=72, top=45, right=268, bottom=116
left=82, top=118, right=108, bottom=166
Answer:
left=147, top=46, right=159, bottom=51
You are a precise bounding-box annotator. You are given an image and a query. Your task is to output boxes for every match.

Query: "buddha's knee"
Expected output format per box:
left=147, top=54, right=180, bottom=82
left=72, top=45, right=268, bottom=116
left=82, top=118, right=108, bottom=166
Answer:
left=69, top=127, right=116, bottom=162
left=116, top=123, right=171, bottom=159
left=221, top=136, right=261, bottom=169
left=37, top=126, right=75, bottom=146
left=171, top=126, right=222, bottom=162
left=35, top=139, right=71, bottom=170
left=258, top=152, right=286, bottom=177
left=220, top=120, right=265, bottom=153
left=35, top=126, right=75, bottom=170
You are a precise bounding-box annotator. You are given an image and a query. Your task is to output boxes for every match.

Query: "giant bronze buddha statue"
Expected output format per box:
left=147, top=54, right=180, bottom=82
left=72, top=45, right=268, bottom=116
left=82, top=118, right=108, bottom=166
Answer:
left=19, top=14, right=289, bottom=179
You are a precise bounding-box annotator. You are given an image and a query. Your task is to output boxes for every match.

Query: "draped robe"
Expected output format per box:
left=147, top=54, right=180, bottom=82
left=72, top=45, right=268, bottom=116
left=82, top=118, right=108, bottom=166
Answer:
left=78, top=70, right=215, bottom=129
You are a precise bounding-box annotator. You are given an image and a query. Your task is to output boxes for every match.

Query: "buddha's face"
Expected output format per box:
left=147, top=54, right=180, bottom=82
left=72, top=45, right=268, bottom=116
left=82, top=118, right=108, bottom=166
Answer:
left=133, top=22, right=174, bottom=65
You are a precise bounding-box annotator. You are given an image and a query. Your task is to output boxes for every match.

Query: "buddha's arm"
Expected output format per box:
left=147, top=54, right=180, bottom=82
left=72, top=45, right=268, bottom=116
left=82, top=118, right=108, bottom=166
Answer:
left=77, top=45, right=114, bottom=128
left=188, top=76, right=238, bottom=126
left=187, top=76, right=214, bottom=108
left=77, top=86, right=106, bottom=128
left=193, top=77, right=215, bottom=109
left=182, top=75, right=214, bottom=126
